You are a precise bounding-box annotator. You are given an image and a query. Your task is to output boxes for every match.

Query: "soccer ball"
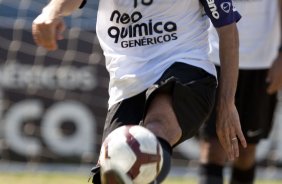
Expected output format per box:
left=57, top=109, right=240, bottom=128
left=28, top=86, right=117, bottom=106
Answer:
left=99, top=125, right=163, bottom=184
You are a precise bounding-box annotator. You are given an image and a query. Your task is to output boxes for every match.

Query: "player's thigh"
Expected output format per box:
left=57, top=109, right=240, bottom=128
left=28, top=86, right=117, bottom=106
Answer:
left=144, top=62, right=217, bottom=147
left=144, top=92, right=182, bottom=146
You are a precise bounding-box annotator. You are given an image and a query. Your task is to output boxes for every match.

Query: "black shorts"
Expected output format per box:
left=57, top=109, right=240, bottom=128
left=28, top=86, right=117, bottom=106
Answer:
left=200, top=66, right=277, bottom=144
left=102, top=62, right=217, bottom=146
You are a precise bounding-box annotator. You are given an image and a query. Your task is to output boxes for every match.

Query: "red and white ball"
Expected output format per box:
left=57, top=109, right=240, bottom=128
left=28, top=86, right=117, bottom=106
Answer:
left=99, top=125, right=163, bottom=184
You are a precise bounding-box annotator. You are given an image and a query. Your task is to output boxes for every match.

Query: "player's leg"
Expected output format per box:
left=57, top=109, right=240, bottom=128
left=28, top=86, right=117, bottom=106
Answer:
left=230, top=144, right=256, bottom=184
left=143, top=62, right=217, bottom=183
left=198, top=137, right=226, bottom=184
left=229, top=69, right=276, bottom=184
left=144, top=92, right=181, bottom=145
left=198, top=142, right=256, bottom=184
left=93, top=62, right=217, bottom=184
left=143, top=92, right=180, bottom=183
left=198, top=65, right=225, bottom=184
left=91, top=90, right=175, bottom=184
left=198, top=115, right=226, bottom=184
left=98, top=92, right=175, bottom=184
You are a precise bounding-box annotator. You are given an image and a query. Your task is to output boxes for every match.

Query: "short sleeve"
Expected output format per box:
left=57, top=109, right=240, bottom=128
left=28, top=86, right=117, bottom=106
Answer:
left=200, top=0, right=241, bottom=28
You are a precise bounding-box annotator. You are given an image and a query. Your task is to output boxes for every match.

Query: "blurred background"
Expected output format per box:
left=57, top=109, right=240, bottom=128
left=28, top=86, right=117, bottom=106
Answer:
left=0, top=0, right=282, bottom=182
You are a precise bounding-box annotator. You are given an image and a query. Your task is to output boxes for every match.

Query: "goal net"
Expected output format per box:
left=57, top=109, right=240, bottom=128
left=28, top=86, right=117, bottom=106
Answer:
left=0, top=0, right=108, bottom=164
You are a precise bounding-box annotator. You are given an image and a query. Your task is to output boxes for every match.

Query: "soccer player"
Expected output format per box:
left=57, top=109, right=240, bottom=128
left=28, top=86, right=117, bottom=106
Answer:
left=199, top=0, right=282, bottom=184
left=32, top=0, right=246, bottom=183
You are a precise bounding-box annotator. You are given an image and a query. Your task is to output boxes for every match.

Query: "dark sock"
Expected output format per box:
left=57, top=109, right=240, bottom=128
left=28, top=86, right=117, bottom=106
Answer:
left=150, top=137, right=172, bottom=184
left=91, top=165, right=101, bottom=184
left=231, top=164, right=256, bottom=184
left=198, top=163, right=224, bottom=184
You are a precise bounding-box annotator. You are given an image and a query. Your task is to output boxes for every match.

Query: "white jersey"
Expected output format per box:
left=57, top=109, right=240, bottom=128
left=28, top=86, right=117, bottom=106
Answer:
left=96, top=0, right=217, bottom=108
left=209, top=0, right=280, bottom=69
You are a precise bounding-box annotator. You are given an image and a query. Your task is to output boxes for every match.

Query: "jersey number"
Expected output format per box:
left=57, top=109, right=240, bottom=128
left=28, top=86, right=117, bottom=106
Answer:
left=134, top=0, right=153, bottom=8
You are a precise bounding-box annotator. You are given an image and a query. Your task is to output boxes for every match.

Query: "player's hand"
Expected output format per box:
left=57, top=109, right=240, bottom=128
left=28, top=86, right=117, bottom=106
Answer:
left=32, top=10, right=65, bottom=51
left=267, top=53, right=282, bottom=94
left=216, top=102, right=247, bottom=161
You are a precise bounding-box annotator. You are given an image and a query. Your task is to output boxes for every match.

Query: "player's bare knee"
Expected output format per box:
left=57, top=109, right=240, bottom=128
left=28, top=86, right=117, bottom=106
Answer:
left=144, top=93, right=182, bottom=145
left=144, top=117, right=181, bottom=146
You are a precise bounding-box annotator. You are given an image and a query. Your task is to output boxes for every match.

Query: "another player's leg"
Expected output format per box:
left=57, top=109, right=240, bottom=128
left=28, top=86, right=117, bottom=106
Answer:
left=198, top=140, right=256, bottom=184
left=229, top=69, right=276, bottom=184
left=198, top=80, right=226, bottom=184
left=230, top=144, right=256, bottom=184
left=198, top=137, right=226, bottom=184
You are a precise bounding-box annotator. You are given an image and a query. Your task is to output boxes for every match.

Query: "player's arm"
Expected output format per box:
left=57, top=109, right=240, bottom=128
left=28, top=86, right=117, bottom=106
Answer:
left=267, top=0, right=282, bottom=94
left=200, top=0, right=247, bottom=160
left=32, top=0, right=86, bottom=51
left=215, top=23, right=247, bottom=161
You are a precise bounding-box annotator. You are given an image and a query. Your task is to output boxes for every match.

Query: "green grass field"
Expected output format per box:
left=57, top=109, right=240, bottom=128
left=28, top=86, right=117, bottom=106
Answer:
left=0, top=173, right=281, bottom=184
